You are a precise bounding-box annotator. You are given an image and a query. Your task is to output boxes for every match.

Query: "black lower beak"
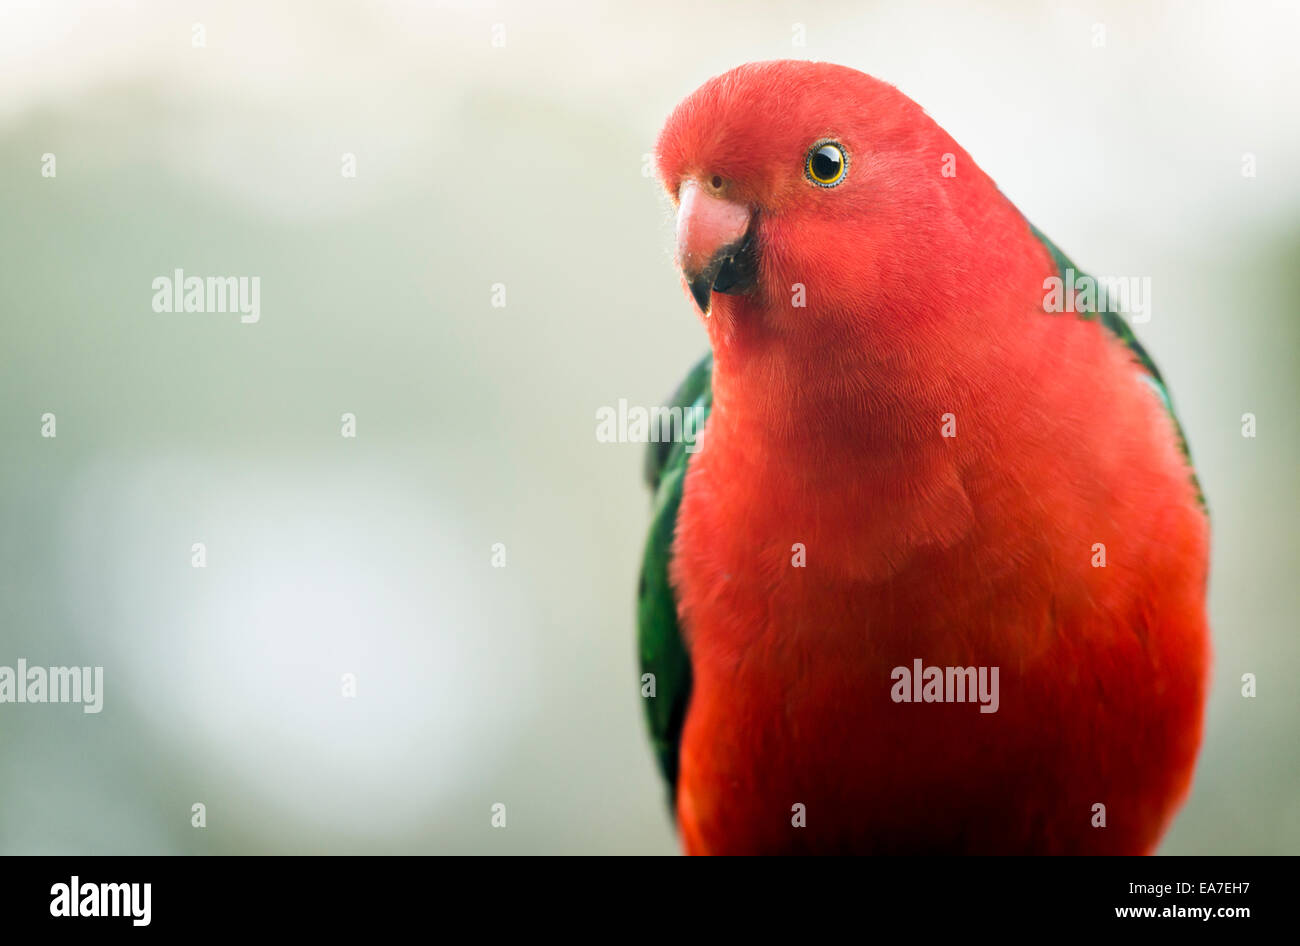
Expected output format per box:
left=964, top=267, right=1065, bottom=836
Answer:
left=686, top=233, right=759, bottom=315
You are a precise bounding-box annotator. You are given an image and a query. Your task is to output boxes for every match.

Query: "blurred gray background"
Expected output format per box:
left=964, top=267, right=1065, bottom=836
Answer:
left=0, top=0, right=1296, bottom=854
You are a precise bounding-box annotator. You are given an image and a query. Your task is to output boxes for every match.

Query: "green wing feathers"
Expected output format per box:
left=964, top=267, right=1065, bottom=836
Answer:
left=1027, top=223, right=1205, bottom=511
left=637, top=352, right=712, bottom=804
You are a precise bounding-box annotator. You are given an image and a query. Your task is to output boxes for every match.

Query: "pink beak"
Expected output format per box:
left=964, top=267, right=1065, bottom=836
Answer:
left=675, top=180, right=754, bottom=314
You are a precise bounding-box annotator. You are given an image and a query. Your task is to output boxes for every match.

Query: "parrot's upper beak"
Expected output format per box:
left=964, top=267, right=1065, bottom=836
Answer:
left=675, top=179, right=757, bottom=315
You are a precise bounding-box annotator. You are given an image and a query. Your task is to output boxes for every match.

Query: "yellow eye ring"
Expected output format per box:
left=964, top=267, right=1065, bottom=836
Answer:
left=806, top=141, right=848, bottom=187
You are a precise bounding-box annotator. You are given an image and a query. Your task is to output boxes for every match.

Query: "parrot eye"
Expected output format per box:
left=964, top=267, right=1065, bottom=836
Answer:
left=806, top=141, right=848, bottom=187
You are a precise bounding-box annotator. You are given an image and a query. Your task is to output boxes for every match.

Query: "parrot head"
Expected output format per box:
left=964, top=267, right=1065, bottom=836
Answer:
left=656, top=60, right=1006, bottom=353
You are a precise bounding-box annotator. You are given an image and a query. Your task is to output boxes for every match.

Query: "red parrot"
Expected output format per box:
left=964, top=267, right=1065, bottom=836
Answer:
left=637, top=61, right=1209, bottom=855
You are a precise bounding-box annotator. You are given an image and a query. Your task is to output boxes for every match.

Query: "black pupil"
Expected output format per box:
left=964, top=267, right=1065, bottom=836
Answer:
left=812, top=146, right=842, bottom=180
